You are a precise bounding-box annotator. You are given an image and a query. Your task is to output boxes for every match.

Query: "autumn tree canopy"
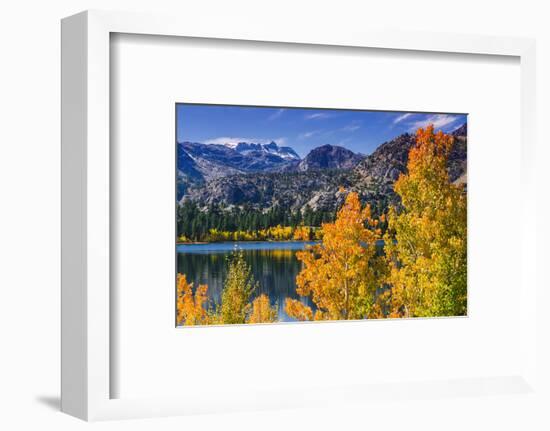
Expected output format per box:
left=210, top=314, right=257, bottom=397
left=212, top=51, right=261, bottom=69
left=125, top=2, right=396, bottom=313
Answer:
left=176, top=274, right=210, bottom=326
left=285, top=191, right=385, bottom=321
left=382, top=125, right=467, bottom=317
left=248, top=294, right=278, bottom=324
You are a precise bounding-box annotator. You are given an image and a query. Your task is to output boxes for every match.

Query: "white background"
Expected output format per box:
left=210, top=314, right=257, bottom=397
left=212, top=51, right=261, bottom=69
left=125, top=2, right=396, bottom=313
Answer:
left=1, top=0, right=549, bottom=430
left=112, top=34, right=522, bottom=399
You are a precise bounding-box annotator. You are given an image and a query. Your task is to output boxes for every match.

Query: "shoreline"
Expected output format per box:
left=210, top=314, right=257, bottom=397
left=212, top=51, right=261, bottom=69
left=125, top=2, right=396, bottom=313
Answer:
left=176, top=239, right=317, bottom=246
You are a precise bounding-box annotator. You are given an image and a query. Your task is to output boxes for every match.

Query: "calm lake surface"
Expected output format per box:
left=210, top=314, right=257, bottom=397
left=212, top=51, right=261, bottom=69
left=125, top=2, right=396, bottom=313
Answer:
left=176, top=241, right=317, bottom=322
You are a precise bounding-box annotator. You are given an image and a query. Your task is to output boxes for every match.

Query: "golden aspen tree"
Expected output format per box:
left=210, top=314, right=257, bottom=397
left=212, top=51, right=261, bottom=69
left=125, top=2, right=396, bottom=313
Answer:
left=293, top=225, right=311, bottom=241
left=248, top=294, right=278, bottom=324
left=284, top=298, right=314, bottom=321
left=383, top=125, right=467, bottom=318
left=286, top=191, right=384, bottom=321
left=176, top=273, right=209, bottom=325
left=219, top=249, right=257, bottom=324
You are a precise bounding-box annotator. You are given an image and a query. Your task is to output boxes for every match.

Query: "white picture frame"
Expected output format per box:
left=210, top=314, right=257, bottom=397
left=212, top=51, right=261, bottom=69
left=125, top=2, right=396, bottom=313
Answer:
left=61, top=9, right=539, bottom=421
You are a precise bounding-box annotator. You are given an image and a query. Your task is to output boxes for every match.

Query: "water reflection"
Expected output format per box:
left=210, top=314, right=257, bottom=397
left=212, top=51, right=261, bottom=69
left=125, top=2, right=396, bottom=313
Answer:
left=177, top=241, right=316, bottom=322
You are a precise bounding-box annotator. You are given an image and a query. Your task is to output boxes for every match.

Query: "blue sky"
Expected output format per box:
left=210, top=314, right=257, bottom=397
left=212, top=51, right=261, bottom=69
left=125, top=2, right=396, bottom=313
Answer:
left=176, top=104, right=467, bottom=158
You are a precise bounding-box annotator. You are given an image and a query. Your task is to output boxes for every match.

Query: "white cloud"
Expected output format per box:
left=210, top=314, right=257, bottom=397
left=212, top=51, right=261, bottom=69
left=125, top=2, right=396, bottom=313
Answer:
left=393, top=113, right=413, bottom=124
left=305, top=112, right=332, bottom=120
left=205, top=136, right=287, bottom=146
left=341, top=121, right=361, bottom=132
left=299, top=130, right=321, bottom=139
left=268, top=108, right=285, bottom=121
left=205, top=137, right=256, bottom=146
left=336, top=137, right=352, bottom=146
left=273, top=137, right=287, bottom=146
left=408, top=114, right=460, bottom=131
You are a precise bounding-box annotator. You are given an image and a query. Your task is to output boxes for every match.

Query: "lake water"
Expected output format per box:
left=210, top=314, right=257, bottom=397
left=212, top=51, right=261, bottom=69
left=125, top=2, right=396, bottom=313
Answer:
left=176, top=241, right=317, bottom=322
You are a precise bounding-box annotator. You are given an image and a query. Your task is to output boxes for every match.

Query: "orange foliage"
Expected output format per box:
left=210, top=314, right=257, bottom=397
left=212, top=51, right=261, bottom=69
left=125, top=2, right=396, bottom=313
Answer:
left=286, top=191, right=385, bottom=321
left=284, top=298, right=314, bottom=321
left=176, top=273, right=209, bottom=326
left=293, top=225, right=312, bottom=241
left=248, top=294, right=278, bottom=324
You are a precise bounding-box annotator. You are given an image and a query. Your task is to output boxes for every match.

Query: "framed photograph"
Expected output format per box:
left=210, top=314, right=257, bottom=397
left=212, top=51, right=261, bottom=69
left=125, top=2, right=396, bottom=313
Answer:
left=175, top=103, right=468, bottom=326
left=61, top=10, right=540, bottom=421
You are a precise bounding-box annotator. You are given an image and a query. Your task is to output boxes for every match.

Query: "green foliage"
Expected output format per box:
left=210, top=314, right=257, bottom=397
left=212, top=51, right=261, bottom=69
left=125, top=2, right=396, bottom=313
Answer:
left=177, top=201, right=334, bottom=242
left=219, top=250, right=258, bottom=324
left=382, top=126, right=467, bottom=318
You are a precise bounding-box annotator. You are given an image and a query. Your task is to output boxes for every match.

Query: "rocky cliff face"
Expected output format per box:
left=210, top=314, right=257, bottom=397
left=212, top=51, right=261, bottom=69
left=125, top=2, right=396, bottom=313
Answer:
left=349, top=124, right=467, bottom=201
left=185, top=168, right=352, bottom=211
left=298, top=144, right=363, bottom=171
left=176, top=147, right=205, bottom=197
left=350, top=133, right=416, bottom=197
left=449, top=123, right=467, bottom=184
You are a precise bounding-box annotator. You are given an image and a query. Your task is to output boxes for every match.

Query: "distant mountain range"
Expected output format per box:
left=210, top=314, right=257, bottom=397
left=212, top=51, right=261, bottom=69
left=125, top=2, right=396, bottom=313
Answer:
left=177, top=124, right=467, bottom=214
left=177, top=140, right=361, bottom=198
left=225, top=141, right=300, bottom=160
left=176, top=140, right=296, bottom=197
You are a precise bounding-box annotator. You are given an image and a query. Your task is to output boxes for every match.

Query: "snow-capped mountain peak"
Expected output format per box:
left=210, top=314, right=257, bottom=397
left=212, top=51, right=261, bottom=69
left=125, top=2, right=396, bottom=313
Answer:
left=223, top=141, right=300, bottom=160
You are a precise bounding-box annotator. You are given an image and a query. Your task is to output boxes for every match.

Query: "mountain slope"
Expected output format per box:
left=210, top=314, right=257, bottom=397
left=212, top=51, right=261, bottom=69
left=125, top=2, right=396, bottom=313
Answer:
left=298, top=144, right=363, bottom=171
left=185, top=168, right=352, bottom=211
left=182, top=125, right=467, bottom=214
left=351, top=124, right=467, bottom=197
left=179, top=141, right=298, bottom=178
left=350, top=133, right=415, bottom=197
left=176, top=140, right=301, bottom=199
left=449, top=123, right=467, bottom=183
